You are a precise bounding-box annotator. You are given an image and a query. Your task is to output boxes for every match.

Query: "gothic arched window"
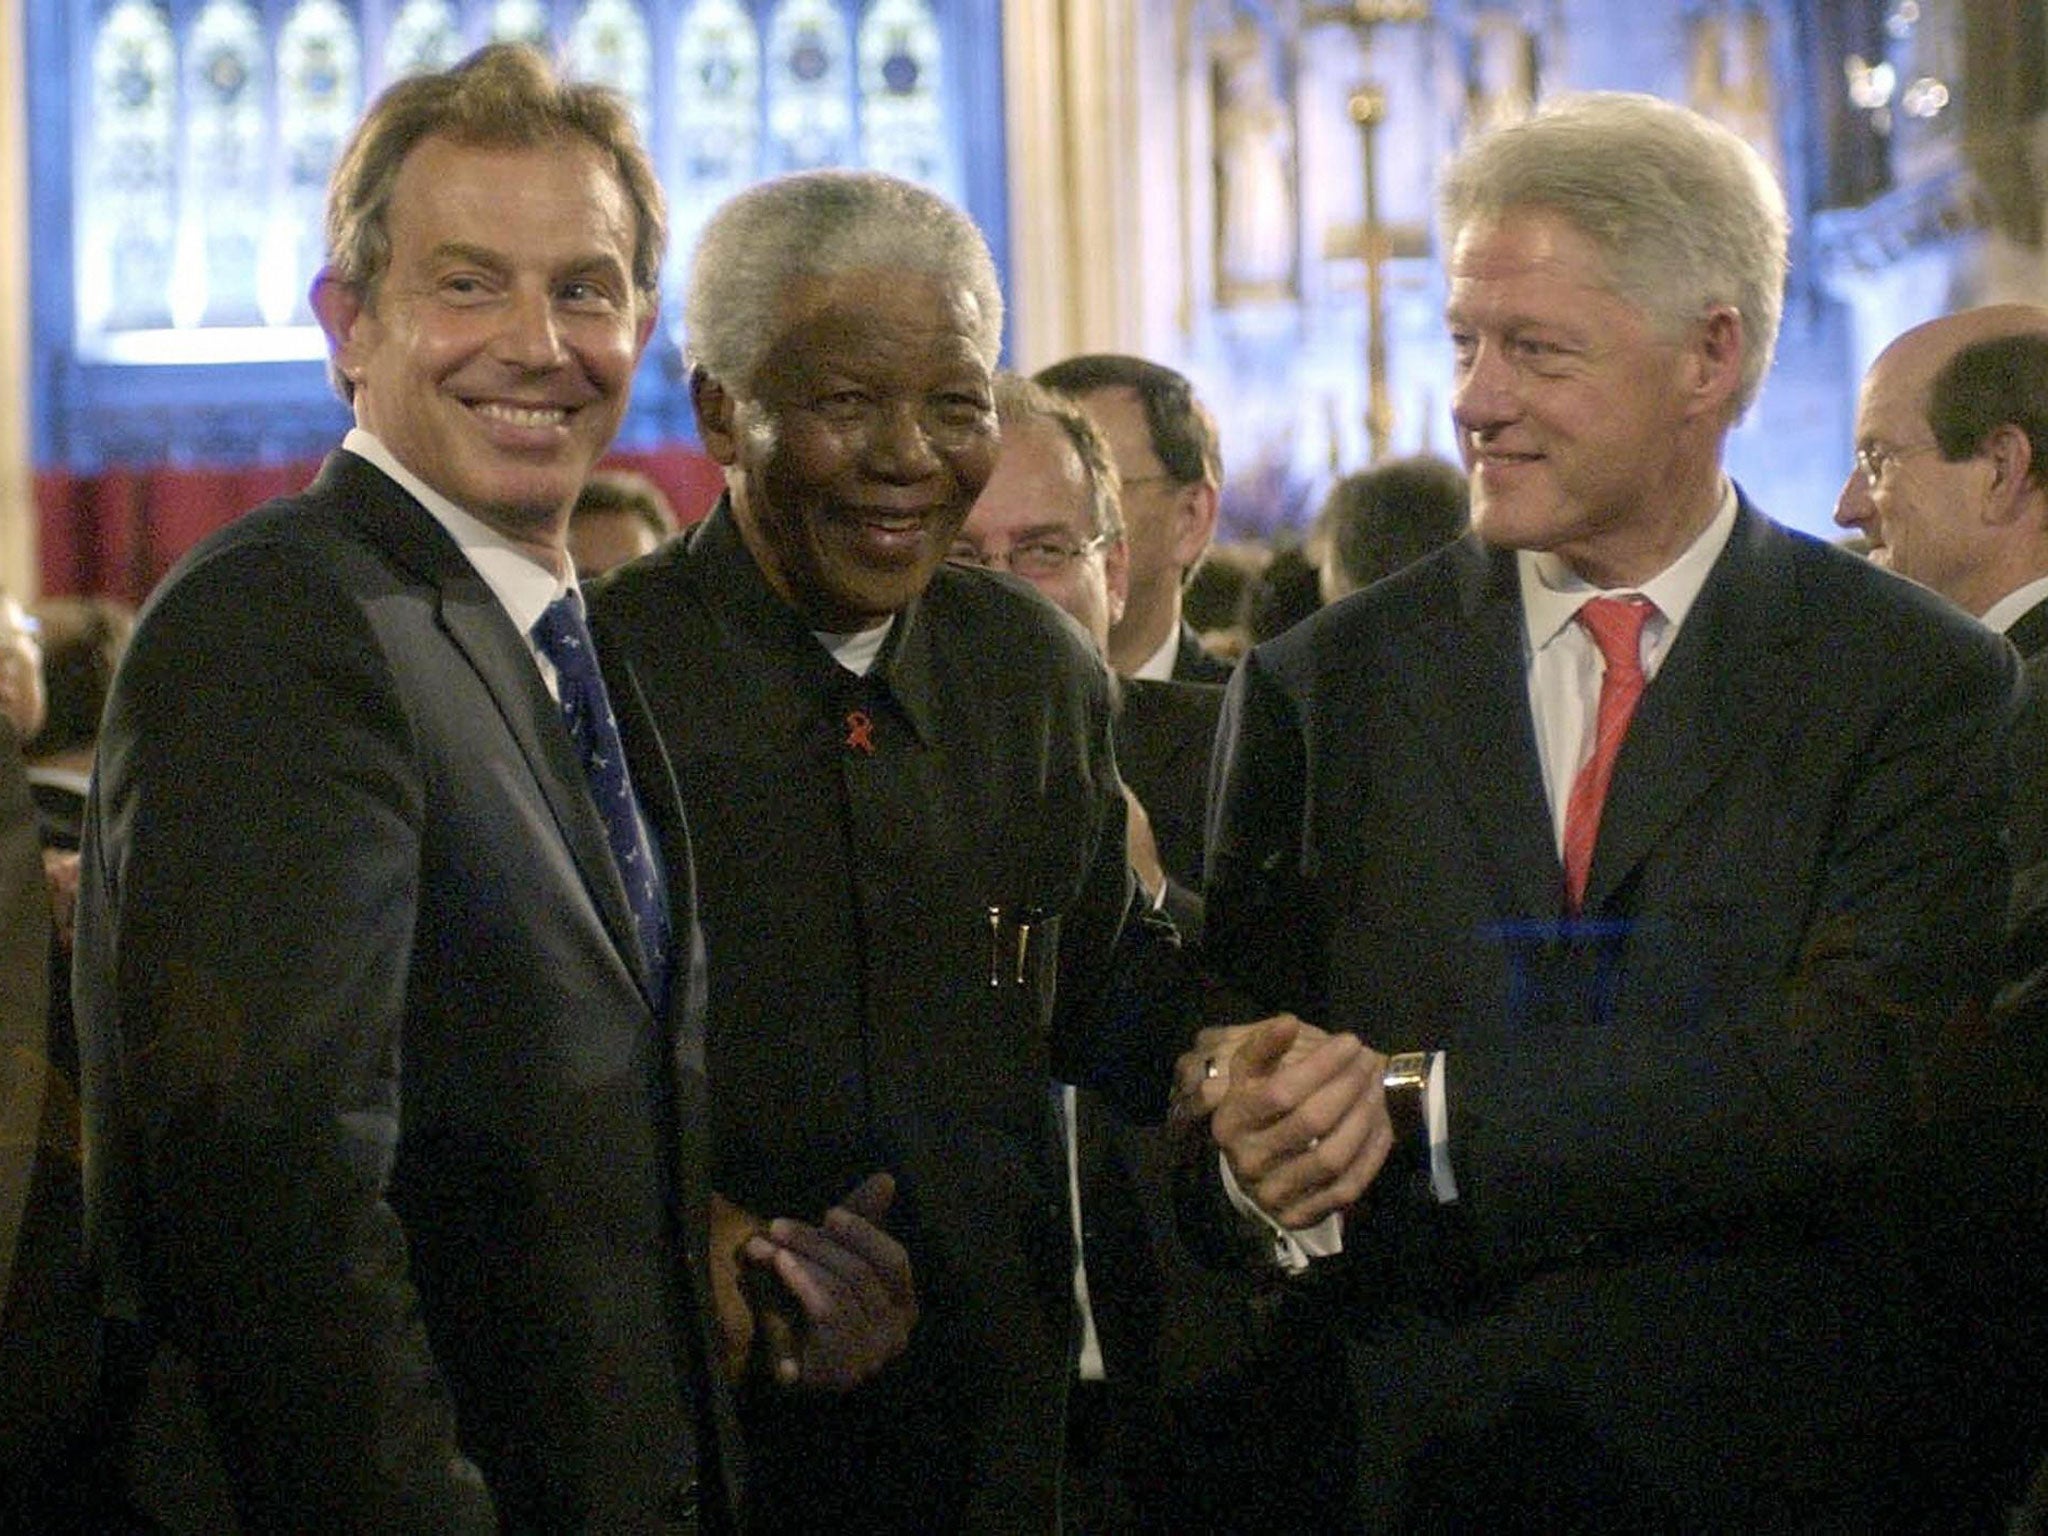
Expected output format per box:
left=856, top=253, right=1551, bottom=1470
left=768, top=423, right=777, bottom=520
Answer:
left=766, top=0, right=855, bottom=172
left=81, top=0, right=177, bottom=343
left=385, top=0, right=465, bottom=80
left=857, top=0, right=953, bottom=204
left=567, top=0, right=655, bottom=132
left=672, top=0, right=764, bottom=288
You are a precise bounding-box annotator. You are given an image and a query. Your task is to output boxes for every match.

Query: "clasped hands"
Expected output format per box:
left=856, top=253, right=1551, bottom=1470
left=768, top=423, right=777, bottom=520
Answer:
left=1174, top=1015, right=1395, bottom=1231
left=710, top=1171, right=916, bottom=1393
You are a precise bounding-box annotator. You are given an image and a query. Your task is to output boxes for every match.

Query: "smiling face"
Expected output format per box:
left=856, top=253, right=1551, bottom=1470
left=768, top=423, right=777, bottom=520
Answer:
left=1446, top=208, right=1737, bottom=587
left=312, top=132, right=654, bottom=555
left=697, top=269, right=1000, bottom=631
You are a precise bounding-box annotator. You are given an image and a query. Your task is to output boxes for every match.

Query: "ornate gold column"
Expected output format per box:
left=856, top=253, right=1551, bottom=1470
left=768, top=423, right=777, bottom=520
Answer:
left=1002, top=0, right=1144, bottom=367
left=0, top=0, right=34, bottom=598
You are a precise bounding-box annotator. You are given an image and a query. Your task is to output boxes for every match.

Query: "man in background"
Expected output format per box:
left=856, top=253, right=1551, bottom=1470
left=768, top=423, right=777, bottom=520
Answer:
left=1312, top=453, right=1470, bottom=605
left=1833, top=304, right=2048, bottom=663
left=0, top=583, right=94, bottom=1535
left=1035, top=354, right=1233, bottom=682
left=1834, top=311, right=2048, bottom=1514
left=569, top=465, right=677, bottom=579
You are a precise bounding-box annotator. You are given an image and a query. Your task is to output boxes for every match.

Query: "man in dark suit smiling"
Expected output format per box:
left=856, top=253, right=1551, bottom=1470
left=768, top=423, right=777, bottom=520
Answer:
left=74, top=46, right=907, bottom=1533
left=1189, top=92, right=2030, bottom=1529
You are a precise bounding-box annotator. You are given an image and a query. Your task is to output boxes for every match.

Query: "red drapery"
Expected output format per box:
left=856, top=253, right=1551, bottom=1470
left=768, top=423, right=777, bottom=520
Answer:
left=37, top=444, right=728, bottom=603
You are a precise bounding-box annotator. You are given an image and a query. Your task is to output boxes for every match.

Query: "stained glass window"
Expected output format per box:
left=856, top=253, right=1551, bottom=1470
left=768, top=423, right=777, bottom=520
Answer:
left=81, top=0, right=178, bottom=343
left=490, top=0, right=553, bottom=50
left=278, top=1, right=363, bottom=328
left=766, top=0, right=855, bottom=173
left=568, top=0, right=654, bottom=131
left=37, top=0, right=1006, bottom=468
left=673, top=0, right=763, bottom=286
left=857, top=0, right=953, bottom=202
left=386, top=0, right=464, bottom=81
left=182, top=0, right=269, bottom=330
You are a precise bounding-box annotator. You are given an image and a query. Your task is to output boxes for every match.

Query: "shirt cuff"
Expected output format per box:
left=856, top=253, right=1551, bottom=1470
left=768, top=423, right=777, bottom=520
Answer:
left=1421, top=1049, right=1459, bottom=1205
left=1218, top=1151, right=1345, bottom=1274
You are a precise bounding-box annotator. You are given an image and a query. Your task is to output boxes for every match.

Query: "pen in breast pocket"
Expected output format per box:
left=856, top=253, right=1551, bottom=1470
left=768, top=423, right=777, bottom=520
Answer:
left=984, top=904, right=1045, bottom=987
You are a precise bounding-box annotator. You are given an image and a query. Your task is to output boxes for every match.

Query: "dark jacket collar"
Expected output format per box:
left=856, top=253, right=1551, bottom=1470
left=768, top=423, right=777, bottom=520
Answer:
left=686, top=497, right=943, bottom=747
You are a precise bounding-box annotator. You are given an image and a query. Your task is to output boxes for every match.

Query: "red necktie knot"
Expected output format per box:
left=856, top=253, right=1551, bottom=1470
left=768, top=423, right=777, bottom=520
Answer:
left=1576, top=595, right=1652, bottom=681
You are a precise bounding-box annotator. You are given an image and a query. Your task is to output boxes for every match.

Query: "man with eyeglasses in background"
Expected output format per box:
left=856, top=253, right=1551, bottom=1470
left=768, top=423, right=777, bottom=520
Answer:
left=1836, top=308, right=2048, bottom=1527
left=1834, top=304, right=2048, bottom=653
left=954, top=375, right=1208, bottom=918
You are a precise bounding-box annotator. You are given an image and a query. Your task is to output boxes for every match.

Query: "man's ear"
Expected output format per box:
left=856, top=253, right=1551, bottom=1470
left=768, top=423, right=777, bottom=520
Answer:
left=310, top=270, right=367, bottom=384
left=691, top=367, right=742, bottom=467
left=1170, top=481, right=1220, bottom=572
left=1684, top=305, right=1745, bottom=420
left=1104, top=534, right=1131, bottom=628
left=1982, top=423, right=2036, bottom=524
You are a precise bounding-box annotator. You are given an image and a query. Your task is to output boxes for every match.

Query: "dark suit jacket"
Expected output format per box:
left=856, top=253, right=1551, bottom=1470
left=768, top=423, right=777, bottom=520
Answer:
left=2002, top=596, right=2048, bottom=874
left=74, top=451, right=734, bottom=1533
left=1171, top=619, right=1234, bottom=685
left=1204, top=496, right=2027, bottom=1529
left=590, top=502, right=1196, bottom=1534
left=1980, top=596, right=2048, bottom=1501
left=1115, top=677, right=1222, bottom=908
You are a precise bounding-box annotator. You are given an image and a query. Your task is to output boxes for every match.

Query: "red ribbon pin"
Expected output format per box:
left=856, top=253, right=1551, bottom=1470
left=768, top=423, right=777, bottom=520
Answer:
left=844, top=709, right=876, bottom=754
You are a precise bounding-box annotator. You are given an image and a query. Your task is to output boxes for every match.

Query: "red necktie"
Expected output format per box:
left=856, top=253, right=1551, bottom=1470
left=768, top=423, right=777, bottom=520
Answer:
left=1561, top=595, right=1653, bottom=914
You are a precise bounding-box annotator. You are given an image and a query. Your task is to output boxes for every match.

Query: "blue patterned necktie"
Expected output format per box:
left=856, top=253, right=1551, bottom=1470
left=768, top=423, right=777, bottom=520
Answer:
left=531, top=590, right=670, bottom=1009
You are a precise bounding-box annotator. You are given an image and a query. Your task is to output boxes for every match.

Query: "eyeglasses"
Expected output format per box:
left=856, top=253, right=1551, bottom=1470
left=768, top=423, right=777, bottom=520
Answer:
left=1118, top=473, right=1184, bottom=494
left=1854, top=440, right=1941, bottom=485
left=949, top=534, right=1109, bottom=579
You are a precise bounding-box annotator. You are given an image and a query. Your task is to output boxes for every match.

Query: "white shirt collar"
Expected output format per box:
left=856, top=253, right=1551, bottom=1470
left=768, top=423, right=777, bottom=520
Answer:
left=1131, top=626, right=1179, bottom=682
left=344, top=427, right=570, bottom=636
left=819, top=619, right=895, bottom=676
left=1980, top=573, right=2048, bottom=636
left=1518, top=479, right=1740, bottom=659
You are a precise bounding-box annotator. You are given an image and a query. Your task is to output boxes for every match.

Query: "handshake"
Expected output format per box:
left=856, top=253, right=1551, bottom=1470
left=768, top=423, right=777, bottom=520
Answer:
left=1172, top=1014, right=1400, bottom=1232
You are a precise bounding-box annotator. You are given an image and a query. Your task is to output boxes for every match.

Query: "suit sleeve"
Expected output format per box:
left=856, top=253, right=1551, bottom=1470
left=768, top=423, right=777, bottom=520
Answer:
left=76, top=537, right=495, bottom=1530
left=1046, top=651, right=1202, bottom=1126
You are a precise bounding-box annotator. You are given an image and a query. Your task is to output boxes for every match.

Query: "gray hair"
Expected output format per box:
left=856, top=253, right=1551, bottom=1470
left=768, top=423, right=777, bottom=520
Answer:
left=994, top=374, right=1124, bottom=543
left=685, top=170, right=1004, bottom=390
left=1439, top=91, right=1788, bottom=417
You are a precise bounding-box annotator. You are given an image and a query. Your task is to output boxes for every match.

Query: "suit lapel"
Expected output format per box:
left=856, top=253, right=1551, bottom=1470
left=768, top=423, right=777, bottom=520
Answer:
left=437, top=585, right=652, bottom=991
left=1579, top=499, right=1800, bottom=912
left=1392, top=542, right=1564, bottom=916
left=605, top=648, right=707, bottom=1066
left=317, top=453, right=652, bottom=996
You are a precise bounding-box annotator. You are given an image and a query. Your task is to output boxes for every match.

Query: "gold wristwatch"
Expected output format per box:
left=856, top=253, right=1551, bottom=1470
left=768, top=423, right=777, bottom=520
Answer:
left=1382, top=1052, right=1430, bottom=1144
